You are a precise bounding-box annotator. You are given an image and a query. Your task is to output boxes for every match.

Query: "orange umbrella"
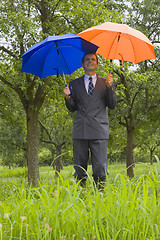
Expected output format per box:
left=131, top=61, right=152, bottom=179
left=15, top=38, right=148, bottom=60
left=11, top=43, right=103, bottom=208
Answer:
left=78, top=22, right=156, bottom=64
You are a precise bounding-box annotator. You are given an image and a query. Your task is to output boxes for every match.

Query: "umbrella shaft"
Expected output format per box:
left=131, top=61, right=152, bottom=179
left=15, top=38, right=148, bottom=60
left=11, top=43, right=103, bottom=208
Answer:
left=55, top=42, right=66, bottom=85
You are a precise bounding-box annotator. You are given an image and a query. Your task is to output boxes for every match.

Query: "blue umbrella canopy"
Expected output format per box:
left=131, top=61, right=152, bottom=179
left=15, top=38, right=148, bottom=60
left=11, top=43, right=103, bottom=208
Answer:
left=21, top=33, right=99, bottom=79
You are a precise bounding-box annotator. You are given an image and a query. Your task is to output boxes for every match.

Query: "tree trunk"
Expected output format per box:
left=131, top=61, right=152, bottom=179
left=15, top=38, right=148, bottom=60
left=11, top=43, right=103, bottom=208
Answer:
left=126, top=126, right=135, bottom=179
left=55, top=145, right=63, bottom=176
left=27, top=109, right=39, bottom=186
left=150, top=150, right=154, bottom=165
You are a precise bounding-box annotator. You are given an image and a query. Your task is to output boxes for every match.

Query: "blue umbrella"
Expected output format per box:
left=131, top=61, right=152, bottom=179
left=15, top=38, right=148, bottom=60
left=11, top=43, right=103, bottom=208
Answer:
left=21, top=33, right=98, bottom=84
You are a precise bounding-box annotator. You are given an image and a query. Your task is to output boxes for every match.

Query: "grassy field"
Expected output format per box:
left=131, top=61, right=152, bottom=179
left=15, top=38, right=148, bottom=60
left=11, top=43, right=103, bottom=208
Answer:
left=0, top=162, right=160, bottom=240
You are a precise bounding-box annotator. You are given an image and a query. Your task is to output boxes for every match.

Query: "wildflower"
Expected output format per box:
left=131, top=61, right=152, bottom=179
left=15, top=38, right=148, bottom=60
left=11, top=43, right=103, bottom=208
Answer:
left=72, top=234, right=76, bottom=238
left=20, top=216, right=26, bottom=222
left=4, top=213, right=9, bottom=219
left=54, top=190, right=58, bottom=197
left=0, top=223, right=2, bottom=228
left=0, top=201, right=2, bottom=206
left=25, top=224, right=29, bottom=228
left=43, top=217, right=47, bottom=221
left=83, top=238, right=86, bottom=240
left=46, top=223, right=52, bottom=232
left=92, top=236, right=96, bottom=239
left=62, top=236, right=66, bottom=240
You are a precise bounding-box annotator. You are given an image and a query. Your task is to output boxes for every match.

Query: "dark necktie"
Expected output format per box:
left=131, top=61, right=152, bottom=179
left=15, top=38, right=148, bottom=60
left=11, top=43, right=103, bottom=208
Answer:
left=88, top=77, right=94, bottom=97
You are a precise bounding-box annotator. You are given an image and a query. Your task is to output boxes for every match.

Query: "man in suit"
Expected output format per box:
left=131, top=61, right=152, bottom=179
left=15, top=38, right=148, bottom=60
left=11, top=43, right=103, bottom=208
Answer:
left=63, top=52, right=117, bottom=188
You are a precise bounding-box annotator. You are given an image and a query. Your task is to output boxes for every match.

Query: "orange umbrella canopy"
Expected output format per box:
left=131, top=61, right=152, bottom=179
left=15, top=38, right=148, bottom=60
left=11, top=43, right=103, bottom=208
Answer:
left=78, top=22, right=156, bottom=64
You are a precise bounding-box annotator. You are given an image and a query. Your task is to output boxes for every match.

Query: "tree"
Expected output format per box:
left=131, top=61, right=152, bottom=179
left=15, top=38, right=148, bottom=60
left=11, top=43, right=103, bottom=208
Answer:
left=106, top=0, right=160, bottom=178
left=127, top=0, right=160, bottom=45
left=0, top=0, right=115, bottom=185
left=112, top=62, right=160, bottom=178
left=135, top=106, right=160, bottom=164
left=0, top=84, right=27, bottom=167
left=38, top=97, right=73, bottom=174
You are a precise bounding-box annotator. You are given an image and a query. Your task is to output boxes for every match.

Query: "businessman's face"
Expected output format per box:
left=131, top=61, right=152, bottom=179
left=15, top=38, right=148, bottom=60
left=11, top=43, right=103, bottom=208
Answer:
left=82, top=54, right=98, bottom=74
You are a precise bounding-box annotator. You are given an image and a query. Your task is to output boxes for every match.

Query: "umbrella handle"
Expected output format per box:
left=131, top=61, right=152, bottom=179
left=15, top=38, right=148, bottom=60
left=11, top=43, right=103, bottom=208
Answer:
left=106, top=59, right=113, bottom=85
left=65, top=84, right=72, bottom=96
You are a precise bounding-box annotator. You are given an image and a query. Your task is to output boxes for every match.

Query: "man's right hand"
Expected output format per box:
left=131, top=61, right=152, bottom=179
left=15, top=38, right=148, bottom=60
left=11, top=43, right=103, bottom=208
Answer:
left=63, top=85, right=71, bottom=100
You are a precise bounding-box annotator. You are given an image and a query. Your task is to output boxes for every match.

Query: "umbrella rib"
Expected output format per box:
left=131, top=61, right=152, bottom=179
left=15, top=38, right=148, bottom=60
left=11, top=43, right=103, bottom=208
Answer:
left=40, top=42, right=56, bottom=78
left=126, top=34, right=137, bottom=63
left=107, top=32, right=121, bottom=60
left=89, top=30, right=121, bottom=60
left=40, top=40, right=79, bottom=79
left=56, top=42, right=72, bottom=75
left=40, top=41, right=70, bottom=78
left=126, top=33, right=154, bottom=63
left=22, top=43, right=52, bottom=77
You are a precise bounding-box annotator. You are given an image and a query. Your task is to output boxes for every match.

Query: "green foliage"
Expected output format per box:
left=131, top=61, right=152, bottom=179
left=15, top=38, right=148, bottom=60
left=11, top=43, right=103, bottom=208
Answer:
left=0, top=164, right=160, bottom=239
left=0, top=0, right=160, bottom=181
left=126, top=0, right=160, bottom=42
left=38, top=89, right=74, bottom=166
left=154, top=155, right=159, bottom=163
left=0, top=166, right=27, bottom=179
left=0, top=83, right=26, bottom=167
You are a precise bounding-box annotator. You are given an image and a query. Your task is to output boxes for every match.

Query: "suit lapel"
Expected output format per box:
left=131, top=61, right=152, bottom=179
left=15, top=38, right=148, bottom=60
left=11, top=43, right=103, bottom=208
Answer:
left=78, top=75, right=104, bottom=105
left=90, top=75, right=103, bottom=100
left=78, top=76, right=90, bottom=101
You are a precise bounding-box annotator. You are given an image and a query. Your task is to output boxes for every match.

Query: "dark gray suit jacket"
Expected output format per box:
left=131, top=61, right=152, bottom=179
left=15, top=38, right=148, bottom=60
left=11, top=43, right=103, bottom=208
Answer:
left=65, top=74, right=117, bottom=140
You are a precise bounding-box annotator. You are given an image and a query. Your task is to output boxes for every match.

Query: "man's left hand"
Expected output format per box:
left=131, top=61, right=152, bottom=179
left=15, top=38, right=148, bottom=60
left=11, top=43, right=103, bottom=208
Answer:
left=106, top=73, right=113, bottom=87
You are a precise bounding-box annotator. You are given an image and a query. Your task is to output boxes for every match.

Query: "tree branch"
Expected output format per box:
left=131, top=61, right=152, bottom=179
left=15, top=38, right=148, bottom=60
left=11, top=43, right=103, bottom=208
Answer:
left=148, top=98, right=160, bottom=110
left=131, top=83, right=143, bottom=110
left=148, top=60, right=160, bottom=71
left=52, top=0, right=62, bottom=14
left=0, top=74, right=28, bottom=111
left=114, top=69, right=131, bottom=106
left=34, top=78, right=49, bottom=111
left=0, top=46, right=18, bottom=59
left=38, top=119, right=55, bottom=144
left=0, top=75, right=14, bottom=89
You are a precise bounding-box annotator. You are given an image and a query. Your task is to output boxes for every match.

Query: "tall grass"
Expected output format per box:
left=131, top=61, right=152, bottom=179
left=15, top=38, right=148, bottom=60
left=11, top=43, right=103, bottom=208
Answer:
left=0, top=162, right=160, bottom=240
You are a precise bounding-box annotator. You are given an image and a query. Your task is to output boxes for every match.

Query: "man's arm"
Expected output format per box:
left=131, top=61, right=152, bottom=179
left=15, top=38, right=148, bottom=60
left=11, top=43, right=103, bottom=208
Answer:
left=105, top=74, right=117, bottom=109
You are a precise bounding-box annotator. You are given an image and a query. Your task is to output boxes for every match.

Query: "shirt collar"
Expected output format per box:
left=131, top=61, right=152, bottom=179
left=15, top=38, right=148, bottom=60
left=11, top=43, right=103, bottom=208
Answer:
left=84, top=74, right=97, bottom=81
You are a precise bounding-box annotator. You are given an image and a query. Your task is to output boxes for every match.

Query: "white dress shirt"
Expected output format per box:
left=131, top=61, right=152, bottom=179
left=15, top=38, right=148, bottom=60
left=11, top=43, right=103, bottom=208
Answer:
left=84, top=74, right=97, bottom=93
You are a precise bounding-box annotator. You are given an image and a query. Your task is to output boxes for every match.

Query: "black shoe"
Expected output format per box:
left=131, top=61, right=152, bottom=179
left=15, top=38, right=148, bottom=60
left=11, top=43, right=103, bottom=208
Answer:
left=94, top=178, right=105, bottom=191
left=98, top=181, right=105, bottom=191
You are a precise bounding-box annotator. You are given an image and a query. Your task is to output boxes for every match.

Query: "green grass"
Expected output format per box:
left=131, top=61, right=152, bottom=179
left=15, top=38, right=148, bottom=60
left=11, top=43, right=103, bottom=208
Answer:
left=0, top=162, right=160, bottom=240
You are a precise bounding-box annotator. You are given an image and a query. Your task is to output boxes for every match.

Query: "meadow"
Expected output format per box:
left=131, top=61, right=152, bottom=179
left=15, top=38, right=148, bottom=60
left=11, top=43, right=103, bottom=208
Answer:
left=0, top=161, right=160, bottom=240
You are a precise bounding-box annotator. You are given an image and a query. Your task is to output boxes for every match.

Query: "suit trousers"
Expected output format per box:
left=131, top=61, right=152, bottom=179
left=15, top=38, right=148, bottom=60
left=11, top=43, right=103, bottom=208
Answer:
left=73, top=139, right=108, bottom=182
